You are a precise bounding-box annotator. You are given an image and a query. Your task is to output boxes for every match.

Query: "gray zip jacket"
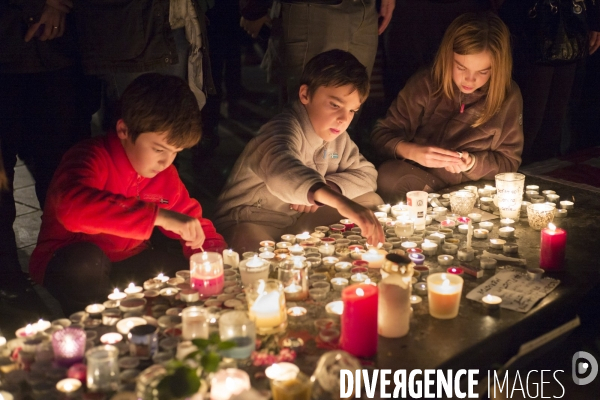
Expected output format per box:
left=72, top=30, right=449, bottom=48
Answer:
left=213, top=101, right=377, bottom=231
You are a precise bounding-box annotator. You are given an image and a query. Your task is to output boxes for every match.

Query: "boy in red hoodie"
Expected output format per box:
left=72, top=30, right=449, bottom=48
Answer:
left=29, top=74, right=226, bottom=315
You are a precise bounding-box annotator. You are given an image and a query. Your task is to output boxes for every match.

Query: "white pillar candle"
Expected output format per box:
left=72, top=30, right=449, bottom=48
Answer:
left=223, top=249, right=240, bottom=268
left=427, top=273, right=463, bottom=319
left=378, top=273, right=412, bottom=338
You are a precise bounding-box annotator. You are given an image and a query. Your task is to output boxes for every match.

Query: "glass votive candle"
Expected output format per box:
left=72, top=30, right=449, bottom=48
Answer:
left=101, top=309, right=120, bottom=326
left=321, top=256, right=339, bottom=268
left=310, top=272, right=329, bottom=282
left=408, top=252, right=425, bottom=265
left=85, top=345, right=119, bottom=392
left=218, top=311, right=256, bottom=359
left=312, top=281, right=330, bottom=292
left=437, top=255, right=454, bottom=266
left=401, top=241, right=417, bottom=251
left=52, top=328, right=87, bottom=367
left=350, top=273, right=368, bottom=284
left=527, top=203, right=556, bottom=230
left=329, top=223, right=346, bottom=233
left=377, top=204, right=391, bottom=214
left=190, top=252, right=224, bottom=298
left=107, top=288, right=127, bottom=303
left=427, top=273, right=464, bottom=319
left=333, top=262, right=352, bottom=273
left=306, top=256, right=322, bottom=267
left=530, top=194, right=545, bottom=204
left=239, top=255, right=269, bottom=287
left=181, top=306, right=208, bottom=340
left=331, top=278, right=349, bottom=291
left=128, top=324, right=158, bottom=360
left=85, top=304, right=105, bottom=318
left=308, top=287, right=328, bottom=301
left=525, top=190, right=539, bottom=200
left=394, top=218, right=415, bottom=238
left=542, top=189, right=556, bottom=196
left=210, top=368, right=251, bottom=400
left=119, top=298, right=147, bottom=314
left=278, top=259, right=309, bottom=301
left=246, top=279, right=287, bottom=335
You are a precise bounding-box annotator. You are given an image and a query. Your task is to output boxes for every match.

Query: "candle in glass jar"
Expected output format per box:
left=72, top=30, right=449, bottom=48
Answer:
left=427, top=273, right=463, bottom=319
left=248, top=280, right=287, bottom=334
left=210, top=368, right=251, bottom=400
left=540, top=223, right=567, bottom=271
left=361, top=248, right=386, bottom=269
left=181, top=306, right=208, bottom=340
left=340, top=284, right=378, bottom=357
left=190, top=252, right=224, bottom=297
left=421, top=240, right=438, bottom=256
left=378, top=273, right=411, bottom=338
left=318, top=242, right=335, bottom=256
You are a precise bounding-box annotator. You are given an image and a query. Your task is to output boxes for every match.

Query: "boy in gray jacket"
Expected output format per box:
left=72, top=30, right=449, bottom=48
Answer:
left=213, top=50, right=384, bottom=251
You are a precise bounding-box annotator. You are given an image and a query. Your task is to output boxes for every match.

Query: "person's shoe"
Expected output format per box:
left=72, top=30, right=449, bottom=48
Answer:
left=0, top=271, right=52, bottom=319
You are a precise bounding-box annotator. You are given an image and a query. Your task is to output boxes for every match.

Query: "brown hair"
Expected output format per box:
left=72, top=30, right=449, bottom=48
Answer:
left=117, top=73, right=202, bottom=148
left=300, top=49, right=370, bottom=102
left=432, top=12, right=513, bottom=127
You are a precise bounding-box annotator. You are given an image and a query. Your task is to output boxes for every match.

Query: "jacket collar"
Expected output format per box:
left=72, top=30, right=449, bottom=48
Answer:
left=107, top=130, right=141, bottom=183
left=291, top=100, right=326, bottom=151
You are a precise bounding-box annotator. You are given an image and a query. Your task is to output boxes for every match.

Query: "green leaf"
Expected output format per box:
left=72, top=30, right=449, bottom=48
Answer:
left=185, top=350, right=202, bottom=360
left=217, top=340, right=237, bottom=350
left=201, top=351, right=221, bottom=373
left=208, top=331, right=221, bottom=345
left=170, top=366, right=201, bottom=398
left=192, top=338, right=210, bottom=349
left=156, top=375, right=174, bottom=400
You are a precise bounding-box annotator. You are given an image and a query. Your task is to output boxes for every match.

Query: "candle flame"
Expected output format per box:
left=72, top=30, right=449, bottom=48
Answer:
left=128, top=282, right=135, bottom=289
left=64, top=382, right=73, bottom=391
left=442, top=279, right=450, bottom=287
left=356, top=288, right=365, bottom=296
left=424, top=239, right=430, bottom=244
left=25, top=324, right=34, bottom=334
left=113, top=288, right=119, bottom=294
left=548, top=223, right=556, bottom=231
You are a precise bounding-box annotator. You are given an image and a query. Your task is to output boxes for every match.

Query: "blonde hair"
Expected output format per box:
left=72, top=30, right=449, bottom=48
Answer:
left=432, top=12, right=512, bottom=127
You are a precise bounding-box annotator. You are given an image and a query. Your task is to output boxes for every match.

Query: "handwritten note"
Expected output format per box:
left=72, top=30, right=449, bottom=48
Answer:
left=466, top=270, right=560, bottom=312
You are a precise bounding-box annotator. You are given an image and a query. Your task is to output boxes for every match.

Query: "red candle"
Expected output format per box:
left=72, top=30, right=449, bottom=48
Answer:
left=446, top=267, right=464, bottom=276
left=340, top=284, right=378, bottom=358
left=340, top=219, right=355, bottom=231
left=540, top=223, right=566, bottom=271
left=191, top=275, right=224, bottom=297
left=406, top=248, right=423, bottom=254
left=351, top=260, right=369, bottom=268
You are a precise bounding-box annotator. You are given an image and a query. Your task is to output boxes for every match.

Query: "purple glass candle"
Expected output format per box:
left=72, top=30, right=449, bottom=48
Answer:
left=52, top=328, right=86, bottom=367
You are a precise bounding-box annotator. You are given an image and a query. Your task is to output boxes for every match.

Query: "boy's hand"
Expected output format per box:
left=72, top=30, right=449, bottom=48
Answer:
left=290, top=204, right=319, bottom=213
left=25, top=5, right=65, bottom=42
left=155, top=209, right=206, bottom=249
left=396, top=142, right=462, bottom=169
left=336, top=198, right=385, bottom=246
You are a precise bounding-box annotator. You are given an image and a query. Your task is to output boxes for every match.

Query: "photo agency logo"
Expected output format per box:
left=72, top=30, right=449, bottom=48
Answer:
left=338, top=354, right=598, bottom=399
left=572, top=351, right=598, bottom=386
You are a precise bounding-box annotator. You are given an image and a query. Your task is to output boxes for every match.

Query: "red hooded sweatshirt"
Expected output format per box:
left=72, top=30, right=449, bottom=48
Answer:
left=29, top=132, right=226, bottom=284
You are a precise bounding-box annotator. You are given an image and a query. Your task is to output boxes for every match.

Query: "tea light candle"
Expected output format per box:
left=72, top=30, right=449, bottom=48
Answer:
left=503, top=243, right=518, bottom=254
left=438, top=255, right=454, bottom=266
left=421, top=240, right=438, bottom=256
left=377, top=204, right=392, bottom=214
left=479, top=221, right=494, bottom=231
left=525, top=190, right=539, bottom=200
left=322, top=256, right=339, bottom=268
left=107, top=288, right=127, bottom=302
left=560, top=200, right=574, bottom=209
left=498, top=227, right=515, bottom=238
left=331, top=277, right=349, bottom=290
left=457, top=224, right=469, bottom=234
left=540, top=223, right=566, bottom=271
left=116, top=317, right=146, bottom=335
left=361, top=248, right=386, bottom=269
left=408, top=252, right=425, bottom=265
left=527, top=268, right=545, bottom=280
left=410, top=295, right=422, bottom=304
left=489, top=238, right=506, bottom=249
left=351, top=272, right=368, bottom=284
left=545, top=193, right=560, bottom=204
left=467, top=213, right=482, bottom=223
left=100, top=333, right=123, bottom=345
left=413, top=282, right=428, bottom=296
left=457, top=248, right=475, bottom=262
left=56, top=378, right=82, bottom=394
left=341, top=284, right=378, bottom=357
left=318, top=242, right=335, bottom=256
left=555, top=209, right=567, bottom=218
left=334, top=261, right=353, bottom=273
left=401, top=241, right=417, bottom=251
left=440, top=243, right=457, bottom=255
left=425, top=234, right=445, bottom=246
left=500, top=218, right=515, bottom=228
left=288, top=244, right=304, bottom=256
left=427, top=273, right=463, bottom=319
left=542, top=189, right=556, bottom=196
left=287, top=306, right=307, bottom=317
left=223, top=249, right=240, bottom=268
left=479, top=257, right=497, bottom=270
left=440, top=219, right=456, bottom=230
left=210, top=369, right=251, bottom=400
left=295, top=231, right=311, bottom=243
left=85, top=304, right=105, bottom=317
left=473, top=229, right=489, bottom=239
left=526, top=185, right=540, bottom=192
left=122, top=283, right=143, bottom=295
left=391, top=202, right=409, bottom=217
left=530, top=195, right=545, bottom=204
left=446, top=267, right=463, bottom=276
left=481, top=294, right=502, bottom=310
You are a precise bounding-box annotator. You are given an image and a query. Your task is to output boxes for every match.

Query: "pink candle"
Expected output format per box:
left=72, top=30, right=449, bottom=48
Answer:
left=340, top=284, right=378, bottom=358
left=191, top=275, right=224, bottom=297
left=540, top=223, right=566, bottom=271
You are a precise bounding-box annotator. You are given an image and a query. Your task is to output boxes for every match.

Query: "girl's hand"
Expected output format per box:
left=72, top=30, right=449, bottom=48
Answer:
left=25, top=5, right=65, bottom=42
left=444, top=151, right=472, bottom=173
left=397, top=142, right=462, bottom=168
left=590, top=31, right=600, bottom=55
left=290, top=204, right=319, bottom=213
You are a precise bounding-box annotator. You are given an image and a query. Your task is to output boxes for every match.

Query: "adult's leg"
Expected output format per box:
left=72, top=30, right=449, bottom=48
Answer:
left=219, top=223, right=285, bottom=253
left=292, top=191, right=383, bottom=232
left=44, top=242, right=112, bottom=316
left=377, top=160, right=447, bottom=204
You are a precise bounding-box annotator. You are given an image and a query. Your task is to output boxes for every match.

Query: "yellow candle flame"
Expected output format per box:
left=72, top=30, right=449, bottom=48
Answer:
left=113, top=288, right=119, bottom=294
left=128, top=283, right=135, bottom=289
left=442, top=279, right=450, bottom=288
left=548, top=223, right=556, bottom=231
left=356, top=288, right=365, bottom=296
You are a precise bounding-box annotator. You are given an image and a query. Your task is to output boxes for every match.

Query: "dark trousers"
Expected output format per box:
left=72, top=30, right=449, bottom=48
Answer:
left=44, top=239, right=189, bottom=316
left=0, top=67, right=97, bottom=276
